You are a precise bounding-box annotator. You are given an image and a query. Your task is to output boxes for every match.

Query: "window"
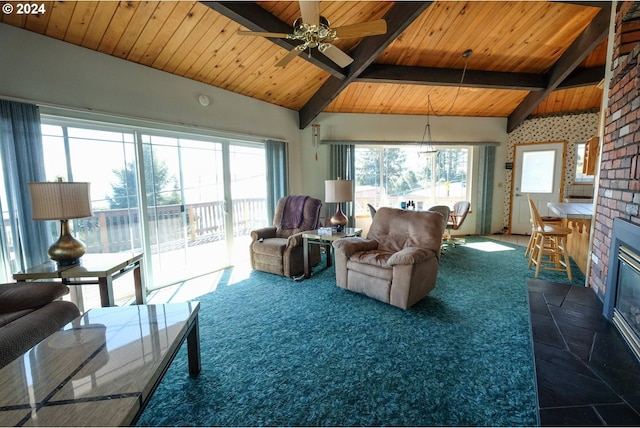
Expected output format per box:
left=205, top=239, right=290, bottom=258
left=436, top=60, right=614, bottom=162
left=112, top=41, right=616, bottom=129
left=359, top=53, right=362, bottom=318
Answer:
left=575, top=143, right=593, bottom=183
left=520, top=150, right=556, bottom=193
left=355, top=145, right=470, bottom=213
left=39, top=117, right=269, bottom=299
left=41, top=124, right=141, bottom=255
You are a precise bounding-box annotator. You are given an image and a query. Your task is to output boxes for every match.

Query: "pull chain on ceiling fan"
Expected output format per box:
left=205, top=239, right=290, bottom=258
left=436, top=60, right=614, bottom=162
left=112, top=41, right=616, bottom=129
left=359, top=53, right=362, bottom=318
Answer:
left=237, top=0, right=387, bottom=68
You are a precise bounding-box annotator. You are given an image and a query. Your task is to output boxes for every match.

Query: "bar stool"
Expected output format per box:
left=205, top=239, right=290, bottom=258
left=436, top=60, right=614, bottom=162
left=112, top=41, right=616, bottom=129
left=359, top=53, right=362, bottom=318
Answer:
left=524, top=213, right=562, bottom=258
left=527, top=195, right=573, bottom=281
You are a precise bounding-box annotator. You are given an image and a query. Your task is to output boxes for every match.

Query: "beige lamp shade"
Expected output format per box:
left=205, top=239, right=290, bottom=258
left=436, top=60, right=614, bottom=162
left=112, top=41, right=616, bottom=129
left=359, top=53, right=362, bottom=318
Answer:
left=325, top=180, right=353, bottom=203
left=28, top=182, right=93, bottom=220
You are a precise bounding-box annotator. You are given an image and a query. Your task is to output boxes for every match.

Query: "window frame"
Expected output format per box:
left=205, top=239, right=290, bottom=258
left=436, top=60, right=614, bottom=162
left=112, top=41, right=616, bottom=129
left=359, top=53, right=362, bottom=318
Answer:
left=574, top=142, right=595, bottom=183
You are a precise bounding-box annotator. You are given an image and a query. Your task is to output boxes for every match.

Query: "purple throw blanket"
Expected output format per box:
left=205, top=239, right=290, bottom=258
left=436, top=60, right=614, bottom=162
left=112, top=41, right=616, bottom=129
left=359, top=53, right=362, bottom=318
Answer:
left=281, top=195, right=308, bottom=229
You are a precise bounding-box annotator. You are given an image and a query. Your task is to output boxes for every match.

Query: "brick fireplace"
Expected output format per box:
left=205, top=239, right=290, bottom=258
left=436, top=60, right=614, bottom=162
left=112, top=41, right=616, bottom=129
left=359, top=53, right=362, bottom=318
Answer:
left=589, top=1, right=640, bottom=300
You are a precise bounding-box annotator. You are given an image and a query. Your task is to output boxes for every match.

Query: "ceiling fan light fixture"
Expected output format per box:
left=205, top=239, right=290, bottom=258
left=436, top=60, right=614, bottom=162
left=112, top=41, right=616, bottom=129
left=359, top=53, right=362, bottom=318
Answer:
left=237, top=1, right=387, bottom=69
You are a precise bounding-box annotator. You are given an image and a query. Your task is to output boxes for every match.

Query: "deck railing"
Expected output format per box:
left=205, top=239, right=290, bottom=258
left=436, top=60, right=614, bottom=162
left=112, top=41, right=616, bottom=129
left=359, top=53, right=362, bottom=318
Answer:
left=72, top=198, right=268, bottom=254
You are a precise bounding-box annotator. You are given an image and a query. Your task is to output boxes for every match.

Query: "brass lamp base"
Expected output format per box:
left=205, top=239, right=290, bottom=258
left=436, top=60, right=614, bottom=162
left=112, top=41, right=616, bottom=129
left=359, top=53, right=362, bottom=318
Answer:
left=49, top=220, right=86, bottom=266
left=330, top=205, right=348, bottom=232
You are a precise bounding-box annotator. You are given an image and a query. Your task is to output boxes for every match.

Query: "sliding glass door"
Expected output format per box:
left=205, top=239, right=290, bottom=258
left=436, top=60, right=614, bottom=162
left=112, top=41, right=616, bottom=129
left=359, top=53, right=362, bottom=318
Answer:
left=40, top=124, right=142, bottom=307
left=140, top=135, right=224, bottom=286
left=228, top=142, right=269, bottom=265
left=39, top=118, right=268, bottom=295
left=41, top=124, right=142, bottom=256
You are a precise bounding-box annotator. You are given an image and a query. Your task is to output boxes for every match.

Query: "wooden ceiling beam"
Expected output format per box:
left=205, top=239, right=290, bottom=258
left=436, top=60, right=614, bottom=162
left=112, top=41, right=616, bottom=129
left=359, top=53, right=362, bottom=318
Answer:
left=358, top=64, right=604, bottom=91
left=201, top=1, right=347, bottom=79
left=507, top=5, right=611, bottom=132
left=298, top=1, right=433, bottom=129
left=358, top=65, right=546, bottom=91
left=557, top=66, right=605, bottom=89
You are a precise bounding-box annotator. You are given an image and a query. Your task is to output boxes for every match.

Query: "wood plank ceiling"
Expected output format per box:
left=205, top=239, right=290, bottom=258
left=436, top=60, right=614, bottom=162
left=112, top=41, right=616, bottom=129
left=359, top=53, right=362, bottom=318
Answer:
left=1, top=1, right=610, bottom=131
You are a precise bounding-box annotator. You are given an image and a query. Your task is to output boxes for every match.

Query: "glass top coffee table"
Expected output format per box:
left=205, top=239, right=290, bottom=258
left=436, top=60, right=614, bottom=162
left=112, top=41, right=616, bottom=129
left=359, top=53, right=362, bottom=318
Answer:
left=302, top=227, right=362, bottom=278
left=0, top=302, right=200, bottom=426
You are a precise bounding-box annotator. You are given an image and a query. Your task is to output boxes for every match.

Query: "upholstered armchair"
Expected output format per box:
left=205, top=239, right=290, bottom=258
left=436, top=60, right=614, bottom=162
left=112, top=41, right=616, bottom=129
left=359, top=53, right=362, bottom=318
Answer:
left=250, top=195, right=322, bottom=278
left=332, top=207, right=444, bottom=309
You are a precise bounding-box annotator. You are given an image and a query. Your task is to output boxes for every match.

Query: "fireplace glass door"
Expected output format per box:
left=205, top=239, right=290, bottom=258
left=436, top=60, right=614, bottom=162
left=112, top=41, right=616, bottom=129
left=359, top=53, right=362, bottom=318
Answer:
left=615, top=245, right=640, bottom=347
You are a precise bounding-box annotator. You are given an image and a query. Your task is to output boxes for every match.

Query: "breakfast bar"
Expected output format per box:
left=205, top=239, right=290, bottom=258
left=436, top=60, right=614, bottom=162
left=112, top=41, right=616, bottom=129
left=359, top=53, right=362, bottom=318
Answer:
left=547, top=202, right=594, bottom=275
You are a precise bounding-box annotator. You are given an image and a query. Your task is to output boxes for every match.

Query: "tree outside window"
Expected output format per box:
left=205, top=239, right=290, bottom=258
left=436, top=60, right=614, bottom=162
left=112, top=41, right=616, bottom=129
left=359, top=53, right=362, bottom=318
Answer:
left=355, top=146, right=469, bottom=213
left=108, top=145, right=181, bottom=209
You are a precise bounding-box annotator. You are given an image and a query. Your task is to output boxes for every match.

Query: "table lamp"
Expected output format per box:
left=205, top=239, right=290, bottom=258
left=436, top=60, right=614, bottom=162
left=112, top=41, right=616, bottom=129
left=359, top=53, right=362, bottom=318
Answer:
left=28, top=180, right=93, bottom=266
left=325, top=179, right=353, bottom=231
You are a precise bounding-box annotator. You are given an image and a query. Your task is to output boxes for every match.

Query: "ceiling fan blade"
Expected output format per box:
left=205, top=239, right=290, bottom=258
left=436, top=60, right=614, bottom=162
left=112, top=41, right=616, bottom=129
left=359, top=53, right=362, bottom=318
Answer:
left=237, top=30, right=290, bottom=38
left=299, top=0, right=320, bottom=27
left=275, top=47, right=304, bottom=67
left=334, top=19, right=387, bottom=39
left=321, top=45, right=354, bottom=68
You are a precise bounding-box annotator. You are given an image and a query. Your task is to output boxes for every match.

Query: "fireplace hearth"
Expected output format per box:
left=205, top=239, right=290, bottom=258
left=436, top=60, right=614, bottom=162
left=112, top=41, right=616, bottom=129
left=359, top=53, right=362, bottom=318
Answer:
left=528, top=278, right=640, bottom=426
left=603, top=218, right=640, bottom=363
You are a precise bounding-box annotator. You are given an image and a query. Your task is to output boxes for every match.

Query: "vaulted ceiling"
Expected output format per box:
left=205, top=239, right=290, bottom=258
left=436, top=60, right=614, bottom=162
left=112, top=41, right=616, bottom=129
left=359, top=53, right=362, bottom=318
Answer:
left=1, top=1, right=610, bottom=131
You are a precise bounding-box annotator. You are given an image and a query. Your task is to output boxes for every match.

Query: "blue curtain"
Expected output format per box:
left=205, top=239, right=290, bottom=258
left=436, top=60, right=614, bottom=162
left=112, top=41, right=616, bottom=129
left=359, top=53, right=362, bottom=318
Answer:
left=0, top=100, right=49, bottom=270
left=476, top=146, right=495, bottom=235
left=265, top=139, right=288, bottom=223
left=329, top=144, right=355, bottom=226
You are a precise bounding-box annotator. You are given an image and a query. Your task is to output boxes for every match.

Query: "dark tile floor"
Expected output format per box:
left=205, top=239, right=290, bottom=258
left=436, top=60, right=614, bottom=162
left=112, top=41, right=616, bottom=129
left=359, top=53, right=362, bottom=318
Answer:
left=527, top=278, right=640, bottom=426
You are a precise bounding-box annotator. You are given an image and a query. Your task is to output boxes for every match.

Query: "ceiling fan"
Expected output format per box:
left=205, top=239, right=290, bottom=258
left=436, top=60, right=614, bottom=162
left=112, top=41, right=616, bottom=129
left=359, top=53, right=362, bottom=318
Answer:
left=237, top=1, right=387, bottom=68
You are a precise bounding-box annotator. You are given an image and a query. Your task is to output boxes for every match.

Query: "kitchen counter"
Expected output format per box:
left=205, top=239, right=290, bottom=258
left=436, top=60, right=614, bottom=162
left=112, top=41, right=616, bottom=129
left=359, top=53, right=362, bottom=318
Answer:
left=546, top=202, right=593, bottom=276
left=547, top=202, right=593, bottom=219
left=563, top=197, right=594, bottom=203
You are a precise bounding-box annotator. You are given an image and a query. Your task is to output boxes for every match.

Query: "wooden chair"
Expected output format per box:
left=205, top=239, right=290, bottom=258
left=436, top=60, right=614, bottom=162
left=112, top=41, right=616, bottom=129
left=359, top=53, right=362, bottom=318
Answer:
left=524, top=210, right=562, bottom=259
left=527, top=195, right=573, bottom=281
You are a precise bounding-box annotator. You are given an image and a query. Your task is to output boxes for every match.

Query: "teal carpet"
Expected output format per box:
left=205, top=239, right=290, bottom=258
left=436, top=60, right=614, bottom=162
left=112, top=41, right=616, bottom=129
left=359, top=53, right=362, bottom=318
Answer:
left=137, top=236, right=584, bottom=426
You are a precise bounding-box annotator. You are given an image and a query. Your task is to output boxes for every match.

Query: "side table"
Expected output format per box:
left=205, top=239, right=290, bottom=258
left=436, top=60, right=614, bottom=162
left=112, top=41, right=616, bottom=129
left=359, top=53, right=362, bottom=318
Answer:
left=14, top=252, right=145, bottom=312
left=302, top=228, right=362, bottom=278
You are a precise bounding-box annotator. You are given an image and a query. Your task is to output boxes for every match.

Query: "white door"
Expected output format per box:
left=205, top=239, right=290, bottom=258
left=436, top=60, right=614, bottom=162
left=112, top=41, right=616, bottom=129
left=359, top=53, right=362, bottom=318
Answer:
left=511, top=142, right=565, bottom=234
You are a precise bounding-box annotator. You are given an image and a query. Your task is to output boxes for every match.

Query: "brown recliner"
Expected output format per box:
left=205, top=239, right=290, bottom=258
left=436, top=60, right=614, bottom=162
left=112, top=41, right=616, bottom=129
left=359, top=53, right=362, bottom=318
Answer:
left=332, top=207, right=444, bottom=309
left=250, top=195, right=322, bottom=278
